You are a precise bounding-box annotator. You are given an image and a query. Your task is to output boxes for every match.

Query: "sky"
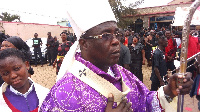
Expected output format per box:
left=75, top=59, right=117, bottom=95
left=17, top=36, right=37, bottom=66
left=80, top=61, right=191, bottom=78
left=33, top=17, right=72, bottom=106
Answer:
left=1, top=0, right=173, bottom=25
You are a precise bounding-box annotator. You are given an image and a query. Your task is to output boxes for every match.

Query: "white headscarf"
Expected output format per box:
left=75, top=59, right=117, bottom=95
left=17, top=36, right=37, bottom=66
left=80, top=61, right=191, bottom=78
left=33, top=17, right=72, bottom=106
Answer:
left=57, top=0, right=116, bottom=81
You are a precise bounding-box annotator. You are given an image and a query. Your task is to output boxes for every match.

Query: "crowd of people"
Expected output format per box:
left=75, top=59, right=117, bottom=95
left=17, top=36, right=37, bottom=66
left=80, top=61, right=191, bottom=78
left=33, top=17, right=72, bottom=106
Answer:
left=0, top=0, right=199, bottom=111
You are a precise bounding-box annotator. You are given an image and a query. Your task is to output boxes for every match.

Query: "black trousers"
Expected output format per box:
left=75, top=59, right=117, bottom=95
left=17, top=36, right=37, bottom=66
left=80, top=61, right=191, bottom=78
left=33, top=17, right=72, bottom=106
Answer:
left=34, top=47, right=43, bottom=65
left=53, top=48, right=58, bottom=64
left=47, top=47, right=54, bottom=65
left=150, top=80, right=160, bottom=91
left=187, top=59, right=197, bottom=79
left=166, top=61, right=175, bottom=71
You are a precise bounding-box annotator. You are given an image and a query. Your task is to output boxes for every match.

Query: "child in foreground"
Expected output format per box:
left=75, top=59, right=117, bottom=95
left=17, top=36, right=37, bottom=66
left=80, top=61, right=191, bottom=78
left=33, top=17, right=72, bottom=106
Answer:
left=0, top=48, right=49, bottom=112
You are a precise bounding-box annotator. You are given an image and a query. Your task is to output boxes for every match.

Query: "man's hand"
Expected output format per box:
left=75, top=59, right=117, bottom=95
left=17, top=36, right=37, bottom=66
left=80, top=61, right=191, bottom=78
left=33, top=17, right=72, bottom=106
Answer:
left=164, top=72, right=194, bottom=98
left=105, top=94, right=132, bottom=112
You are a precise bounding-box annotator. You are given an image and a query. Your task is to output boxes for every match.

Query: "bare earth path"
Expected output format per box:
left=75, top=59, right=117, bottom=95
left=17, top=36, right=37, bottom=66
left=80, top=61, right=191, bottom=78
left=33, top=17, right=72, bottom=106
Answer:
left=31, top=64, right=199, bottom=112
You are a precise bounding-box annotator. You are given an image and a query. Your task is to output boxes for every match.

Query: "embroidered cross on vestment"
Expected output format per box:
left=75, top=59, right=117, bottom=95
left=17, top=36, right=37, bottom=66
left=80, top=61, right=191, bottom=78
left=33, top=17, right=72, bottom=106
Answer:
left=79, top=68, right=86, bottom=77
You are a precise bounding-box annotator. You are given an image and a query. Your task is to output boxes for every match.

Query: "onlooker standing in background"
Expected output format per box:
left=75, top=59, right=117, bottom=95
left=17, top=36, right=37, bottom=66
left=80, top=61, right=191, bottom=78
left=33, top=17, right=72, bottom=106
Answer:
left=124, top=30, right=133, bottom=46
left=46, top=32, right=54, bottom=66
left=150, top=36, right=168, bottom=91
left=145, top=30, right=156, bottom=67
left=32, top=33, right=43, bottom=67
left=67, top=33, right=75, bottom=43
left=155, top=31, right=164, bottom=46
left=73, top=33, right=77, bottom=42
left=128, top=33, right=145, bottom=82
left=118, top=29, right=131, bottom=70
left=129, top=31, right=134, bottom=45
left=53, top=36, right=59, bottom=64
left=53, top=32, right=73, bottom=75
left=165, top=30, right=177, bottom=72
left=138, top=31, right=145, bottom=46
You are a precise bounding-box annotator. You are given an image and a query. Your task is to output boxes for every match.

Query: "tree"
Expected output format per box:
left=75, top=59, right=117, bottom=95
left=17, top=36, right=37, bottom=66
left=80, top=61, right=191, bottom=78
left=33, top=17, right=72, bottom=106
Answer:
left=109, top=0, right=144, bottom=29
left=0, top=12, right=20, bottom=22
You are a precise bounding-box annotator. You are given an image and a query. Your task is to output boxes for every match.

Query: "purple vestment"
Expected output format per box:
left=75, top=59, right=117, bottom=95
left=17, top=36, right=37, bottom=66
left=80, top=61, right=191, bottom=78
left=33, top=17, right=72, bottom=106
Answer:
left=40, top=52, right=163, bottom=112
left=5, top=85, right=39, bottom=111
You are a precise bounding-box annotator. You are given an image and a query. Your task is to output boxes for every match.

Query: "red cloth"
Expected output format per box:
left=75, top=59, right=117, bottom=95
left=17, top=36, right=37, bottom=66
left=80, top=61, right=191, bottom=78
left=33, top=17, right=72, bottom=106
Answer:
left=165, top=38, right=177, bottom=61
left=198, top=38, right=200, bottom=52
left=188, top=35, right=198, bottom=58
left=179, top=35, right=199, bottom=58
left=124, top=37, right=128, bottom=46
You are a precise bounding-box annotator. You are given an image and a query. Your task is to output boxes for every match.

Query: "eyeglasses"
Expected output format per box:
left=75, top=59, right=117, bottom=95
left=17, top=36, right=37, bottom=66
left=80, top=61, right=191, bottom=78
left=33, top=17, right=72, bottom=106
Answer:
left=83, top=33, right=122, bottom=41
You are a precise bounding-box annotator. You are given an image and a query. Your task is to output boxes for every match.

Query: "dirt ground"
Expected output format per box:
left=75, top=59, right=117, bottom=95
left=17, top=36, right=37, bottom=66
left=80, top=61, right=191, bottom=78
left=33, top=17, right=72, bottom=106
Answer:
left=31, top=63, right=199, bottom=112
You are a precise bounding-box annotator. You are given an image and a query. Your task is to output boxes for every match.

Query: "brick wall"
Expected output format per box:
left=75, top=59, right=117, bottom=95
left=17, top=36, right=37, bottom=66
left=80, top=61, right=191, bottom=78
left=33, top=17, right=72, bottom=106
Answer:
left=0, top=21, right=73, bottom=42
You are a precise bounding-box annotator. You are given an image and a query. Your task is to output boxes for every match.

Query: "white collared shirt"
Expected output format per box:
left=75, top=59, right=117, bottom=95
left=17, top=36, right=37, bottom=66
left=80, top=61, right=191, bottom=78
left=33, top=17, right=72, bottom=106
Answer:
left=10, top=80, right=34, bottom=98
left=107, top=67, right=115, bottom=77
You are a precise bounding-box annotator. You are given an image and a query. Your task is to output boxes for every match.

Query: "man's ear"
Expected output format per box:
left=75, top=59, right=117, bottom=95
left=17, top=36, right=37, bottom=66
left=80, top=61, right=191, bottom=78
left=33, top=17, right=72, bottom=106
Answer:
left=79, top=38, right=88, bottom=50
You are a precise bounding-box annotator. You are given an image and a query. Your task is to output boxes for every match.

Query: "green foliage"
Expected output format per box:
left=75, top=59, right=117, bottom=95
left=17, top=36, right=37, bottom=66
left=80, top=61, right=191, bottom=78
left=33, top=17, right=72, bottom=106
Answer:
left=109, top=0, right=144, bottom=29
left=0, top=12, right=20, bottom=22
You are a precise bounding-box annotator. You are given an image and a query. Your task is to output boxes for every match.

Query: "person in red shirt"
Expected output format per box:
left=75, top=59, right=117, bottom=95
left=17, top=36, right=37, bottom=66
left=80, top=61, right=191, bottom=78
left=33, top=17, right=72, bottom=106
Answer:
left=188, top=30, right=199, bottom=58
left=179, top=30, right=199, bottom=79
left=198, top=36, right=200, bottom=52
left=124, top=30, right=129, bottom=46
left=165, top=30, right=177, bottom=72
left=179, top=32, right=199, bottom=58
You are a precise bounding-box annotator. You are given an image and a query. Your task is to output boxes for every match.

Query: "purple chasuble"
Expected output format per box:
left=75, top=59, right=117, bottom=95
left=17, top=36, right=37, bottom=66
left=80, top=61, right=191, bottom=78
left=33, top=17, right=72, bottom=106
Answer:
left=40, top=52, right=162, bottom=112
left=4, top=85, right=39, bottom=112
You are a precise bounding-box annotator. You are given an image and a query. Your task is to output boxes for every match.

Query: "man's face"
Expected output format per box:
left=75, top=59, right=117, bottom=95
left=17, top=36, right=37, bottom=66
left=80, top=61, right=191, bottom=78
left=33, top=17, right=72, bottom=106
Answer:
left=34, top=34, right=38, bottom=38
left=83, top=22, right=120, bottom=67
left=125, top=31, right=130, bottom=36
left=165, top=31, right=171, bottom=39
left=47, top=32, right=51, bottom=37
left=159, top=37, right=168, bottom=47
left=61, top=33, right=67, bottom=41
left=132, top=37, right=138, bottom=44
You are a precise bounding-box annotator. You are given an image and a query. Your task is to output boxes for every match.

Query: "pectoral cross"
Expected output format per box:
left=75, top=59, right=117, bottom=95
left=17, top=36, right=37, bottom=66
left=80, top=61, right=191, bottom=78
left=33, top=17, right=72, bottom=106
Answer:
left=79, top=68, right=86, bottom=77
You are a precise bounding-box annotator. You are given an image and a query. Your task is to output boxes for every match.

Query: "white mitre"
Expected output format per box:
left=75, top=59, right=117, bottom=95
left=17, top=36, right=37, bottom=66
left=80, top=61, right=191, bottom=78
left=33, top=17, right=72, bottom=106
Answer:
left=57, top=0, right=117, bottom=81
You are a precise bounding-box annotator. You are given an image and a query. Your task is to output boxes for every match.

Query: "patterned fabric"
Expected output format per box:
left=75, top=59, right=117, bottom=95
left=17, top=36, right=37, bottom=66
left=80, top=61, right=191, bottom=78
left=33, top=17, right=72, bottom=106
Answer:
left=40, top=52, right=162, bottom=112
left=56, top=41, right=73, bottom=74
left=151, top=93, right=163, bottom=112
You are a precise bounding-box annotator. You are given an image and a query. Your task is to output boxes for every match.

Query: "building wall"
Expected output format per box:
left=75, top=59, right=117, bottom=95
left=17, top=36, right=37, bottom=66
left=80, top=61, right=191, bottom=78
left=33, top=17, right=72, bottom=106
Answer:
left=0, top=21, right=73, bottom=42
left=136, top=3, right=191, bottom=16
left=128, top=3, right=193, bottom=29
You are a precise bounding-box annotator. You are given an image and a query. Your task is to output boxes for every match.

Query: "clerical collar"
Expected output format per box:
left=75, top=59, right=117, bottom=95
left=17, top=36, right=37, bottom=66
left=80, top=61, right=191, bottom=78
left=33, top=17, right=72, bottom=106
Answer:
left=10, top=79, right=34, bottom=98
